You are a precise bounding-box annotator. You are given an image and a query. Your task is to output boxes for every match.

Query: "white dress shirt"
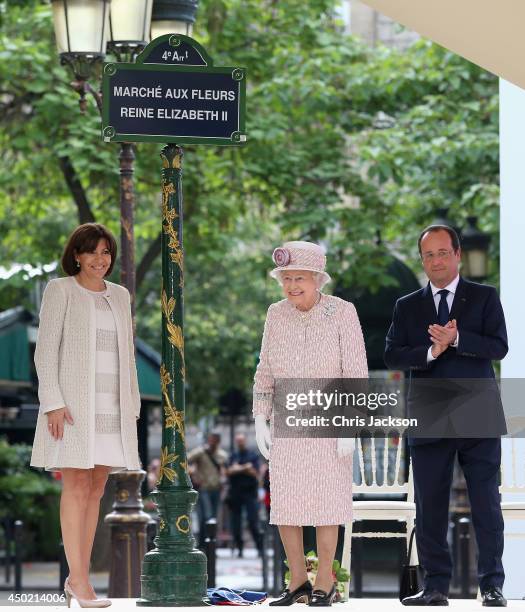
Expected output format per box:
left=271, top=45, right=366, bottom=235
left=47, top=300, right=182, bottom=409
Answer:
left=427, top=274, right=460, bottom=363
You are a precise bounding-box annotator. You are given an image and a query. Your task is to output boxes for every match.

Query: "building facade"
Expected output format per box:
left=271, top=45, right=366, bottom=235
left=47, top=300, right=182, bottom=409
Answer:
left=344, top=0, right=419, bottom=49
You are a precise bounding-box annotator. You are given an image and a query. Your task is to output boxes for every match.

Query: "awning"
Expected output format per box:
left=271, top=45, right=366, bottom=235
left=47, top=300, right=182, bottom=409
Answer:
left=360, top=0, right=525, bottom=90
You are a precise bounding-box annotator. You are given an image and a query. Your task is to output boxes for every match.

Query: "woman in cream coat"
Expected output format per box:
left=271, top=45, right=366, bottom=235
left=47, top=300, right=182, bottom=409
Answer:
left=31, top=223, right=141, bottom=608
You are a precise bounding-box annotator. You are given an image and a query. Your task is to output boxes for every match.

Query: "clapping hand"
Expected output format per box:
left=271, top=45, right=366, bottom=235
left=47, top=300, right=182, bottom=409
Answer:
left=428, top=319, right=458, bottom=357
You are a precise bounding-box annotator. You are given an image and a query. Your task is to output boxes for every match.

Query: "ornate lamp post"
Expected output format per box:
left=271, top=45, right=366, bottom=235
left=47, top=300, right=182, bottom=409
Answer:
left=51, top=0, right=110, bottom=111
left=460, top=216, right=491, bottom=281
left=53, top=2, right=209, bottom=601
left=430, top=210, right=491, bottom=281
left=109, top=0, right=154, bottom=61
left=50, top=1, right=154, bottom=597
left=51, top=0, right=110, bottom=69
left=135, top=2, right=208, bottom=605
left=107, top=1, right=153, bottom=319
left=51, top=0, right=153, bottom=314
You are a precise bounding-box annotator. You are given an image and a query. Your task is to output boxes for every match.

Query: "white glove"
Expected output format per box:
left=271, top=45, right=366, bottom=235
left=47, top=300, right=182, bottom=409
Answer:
left=337, top=437, right=355, bottom=458
left=255, top=414, right=271, bottom=460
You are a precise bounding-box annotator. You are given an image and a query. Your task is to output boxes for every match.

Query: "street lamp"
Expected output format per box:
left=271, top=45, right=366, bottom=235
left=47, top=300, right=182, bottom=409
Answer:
left=50, top=3, right=155, bottom=596
left=51, top=0, right=154, bottom=312
left=108, top=0, right=153, bottom=61
left=106, top=0, right=155, bottom=309
left=151, top=0, right=199, bottom=38
left=51, top=0, right=110, bottom=80
left=461, top=216, right=491, bottom=281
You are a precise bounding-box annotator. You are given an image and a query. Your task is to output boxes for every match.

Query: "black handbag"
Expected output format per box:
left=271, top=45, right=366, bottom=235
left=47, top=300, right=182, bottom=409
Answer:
left=399, top=526, right=423, bottom=601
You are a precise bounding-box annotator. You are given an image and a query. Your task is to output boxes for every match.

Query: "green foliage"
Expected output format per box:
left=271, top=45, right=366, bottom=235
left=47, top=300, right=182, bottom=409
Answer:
left=0, top=1, right=500, bottom=419
left=0, top=438, right=61, bottom=560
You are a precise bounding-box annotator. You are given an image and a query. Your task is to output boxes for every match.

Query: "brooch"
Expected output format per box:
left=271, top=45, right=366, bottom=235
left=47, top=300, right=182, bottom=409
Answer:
left=323, top=303, right=337, bottom=318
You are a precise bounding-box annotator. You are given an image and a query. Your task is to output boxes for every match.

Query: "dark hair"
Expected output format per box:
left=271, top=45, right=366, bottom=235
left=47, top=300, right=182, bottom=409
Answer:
left=418, top=224, right=460, bottom=256
left=61, top=223, right=118, bottom=277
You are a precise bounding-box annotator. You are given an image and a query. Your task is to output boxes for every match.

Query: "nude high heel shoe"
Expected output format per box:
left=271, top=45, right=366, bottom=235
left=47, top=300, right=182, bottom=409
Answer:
left=64, top=577, right=112, bottom=608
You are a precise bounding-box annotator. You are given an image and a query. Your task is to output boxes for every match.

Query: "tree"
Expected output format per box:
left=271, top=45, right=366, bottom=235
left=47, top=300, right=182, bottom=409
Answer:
left=0, top=0, right=499, bottom=417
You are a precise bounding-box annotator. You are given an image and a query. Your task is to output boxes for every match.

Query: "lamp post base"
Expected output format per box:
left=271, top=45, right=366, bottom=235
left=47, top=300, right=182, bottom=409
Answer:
left=137, top=488, right=208, bottom=607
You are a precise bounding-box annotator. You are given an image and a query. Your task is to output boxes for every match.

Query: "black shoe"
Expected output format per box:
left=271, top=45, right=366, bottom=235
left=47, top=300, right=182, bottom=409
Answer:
left=401, top=589, right=449, bottom=606
left=269, top=581, right=312, bottom=606
left=309, top=584, right=336, bottom=607
left=481, top=587, right=507, bottom=607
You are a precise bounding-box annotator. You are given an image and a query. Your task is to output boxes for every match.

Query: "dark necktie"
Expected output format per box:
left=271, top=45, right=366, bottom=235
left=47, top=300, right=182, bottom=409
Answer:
left=437, top=289, right=449, bottom=326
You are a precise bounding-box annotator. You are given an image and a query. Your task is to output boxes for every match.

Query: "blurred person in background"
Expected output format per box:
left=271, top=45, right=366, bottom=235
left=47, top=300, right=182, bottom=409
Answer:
left=226, top=432, right=263, bottom=558
left=147, top=458, right=161, bottom=492
left=188, top=431, right=228, bottom=548
left=261, top=461, right=271, bottom=522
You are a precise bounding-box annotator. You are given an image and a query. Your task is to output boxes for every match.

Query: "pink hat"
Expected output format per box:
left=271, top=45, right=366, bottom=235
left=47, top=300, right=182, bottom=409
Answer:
left=270, top=241, right=331, bottom=286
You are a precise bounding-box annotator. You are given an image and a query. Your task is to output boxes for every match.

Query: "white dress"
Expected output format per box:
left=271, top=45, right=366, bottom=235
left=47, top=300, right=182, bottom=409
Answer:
left=85, top=286, right=126, bottom=469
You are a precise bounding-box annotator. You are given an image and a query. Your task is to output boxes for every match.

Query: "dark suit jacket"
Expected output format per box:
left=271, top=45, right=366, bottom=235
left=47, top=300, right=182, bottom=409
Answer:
left=384, top=277, right=508, bottom=444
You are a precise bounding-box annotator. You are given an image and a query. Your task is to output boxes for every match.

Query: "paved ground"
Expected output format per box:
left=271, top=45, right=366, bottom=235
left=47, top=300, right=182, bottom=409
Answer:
left=1, top=598, right=525, bottom=610
left=0, top=548, right=268, bottom=605
left=4, top=548, right=519, bottom=609
left=0, top=547, right=401, bottom=600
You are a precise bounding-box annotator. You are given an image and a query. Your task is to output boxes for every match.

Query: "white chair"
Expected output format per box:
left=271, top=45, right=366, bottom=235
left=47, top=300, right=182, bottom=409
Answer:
left=475, top=437, right=525, bottom=601
left=341, top=433, right=417, bottom=600
left=500, top=437, right=525, bottom=521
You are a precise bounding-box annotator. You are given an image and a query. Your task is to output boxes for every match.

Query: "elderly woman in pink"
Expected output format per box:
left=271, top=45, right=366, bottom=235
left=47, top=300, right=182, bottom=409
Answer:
left=253, top=241, right=368, bottom=606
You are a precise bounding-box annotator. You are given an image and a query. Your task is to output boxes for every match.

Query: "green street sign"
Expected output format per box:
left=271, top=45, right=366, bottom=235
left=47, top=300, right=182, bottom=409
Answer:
left=102, top=34, right=247, bottom=146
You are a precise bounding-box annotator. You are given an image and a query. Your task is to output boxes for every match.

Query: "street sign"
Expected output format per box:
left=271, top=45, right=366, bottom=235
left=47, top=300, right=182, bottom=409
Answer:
left=102, top=34, right=246, bottom=146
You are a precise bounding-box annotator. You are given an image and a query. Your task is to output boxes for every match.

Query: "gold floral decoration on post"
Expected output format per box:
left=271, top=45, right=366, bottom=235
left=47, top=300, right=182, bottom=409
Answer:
left=159, top=363, right=185, bottom=442
left=161, top=287, right=185, bottom=379
left=162, top=180, right=183, bottom=273
left=157, top=446, right=179, bottom=484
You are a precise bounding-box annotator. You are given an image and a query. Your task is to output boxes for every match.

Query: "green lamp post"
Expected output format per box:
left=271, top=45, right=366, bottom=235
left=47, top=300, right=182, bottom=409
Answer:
left=137, top=1, right=208, bottom=606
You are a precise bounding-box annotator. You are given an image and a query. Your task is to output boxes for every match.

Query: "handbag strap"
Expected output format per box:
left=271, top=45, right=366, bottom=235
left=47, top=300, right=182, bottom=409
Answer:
left=204, top=448, right=222, bottom=473
left=407, top=526, right=417, bottom=563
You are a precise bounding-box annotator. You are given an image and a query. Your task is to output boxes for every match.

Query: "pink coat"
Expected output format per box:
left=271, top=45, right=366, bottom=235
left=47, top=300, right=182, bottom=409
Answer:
left=253, top=294, right=368, bottom=526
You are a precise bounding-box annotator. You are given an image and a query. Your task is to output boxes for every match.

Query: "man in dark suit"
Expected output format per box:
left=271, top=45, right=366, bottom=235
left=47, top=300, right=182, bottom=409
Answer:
left=384, top=225, right=508, bottom=607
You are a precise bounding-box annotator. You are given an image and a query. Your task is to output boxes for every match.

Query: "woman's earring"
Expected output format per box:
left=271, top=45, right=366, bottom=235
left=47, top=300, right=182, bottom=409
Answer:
left=76, top=261, right=80, bottom=268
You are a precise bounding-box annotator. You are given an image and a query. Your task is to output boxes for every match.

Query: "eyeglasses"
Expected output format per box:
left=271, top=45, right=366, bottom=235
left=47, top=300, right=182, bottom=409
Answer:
left=421, top=249, right=454, bottom=262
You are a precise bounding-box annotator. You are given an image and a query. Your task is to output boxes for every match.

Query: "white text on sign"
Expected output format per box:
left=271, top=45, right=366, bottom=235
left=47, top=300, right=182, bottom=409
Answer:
left=113, top=86, right=235, bottom=101
left=119, top=108, right=228, bottom=121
